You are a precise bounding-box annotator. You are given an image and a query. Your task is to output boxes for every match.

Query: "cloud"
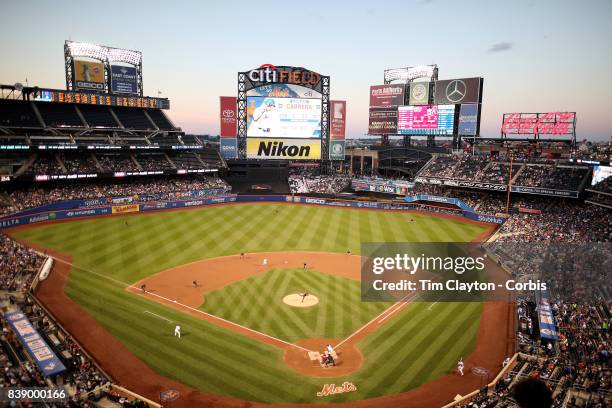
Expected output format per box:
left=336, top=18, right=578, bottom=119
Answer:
left=487, top=42, right=513, bottom=53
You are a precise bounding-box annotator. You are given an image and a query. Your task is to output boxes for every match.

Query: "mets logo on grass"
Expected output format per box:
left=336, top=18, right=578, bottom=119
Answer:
left=247, top=138, right=321, bottom=160
left=317, top=382, right=357, bottom=397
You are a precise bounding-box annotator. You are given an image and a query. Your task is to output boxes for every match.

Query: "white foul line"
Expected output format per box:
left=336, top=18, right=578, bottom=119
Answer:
left=377, top=302, right=408, bottom=324
left=143, top=310, right=173, bottom=323
left=49, top=256, right=312, bottom=353
left=130, top=285, right=313, bottom=353
left=334, top=292, right=418, bottom=350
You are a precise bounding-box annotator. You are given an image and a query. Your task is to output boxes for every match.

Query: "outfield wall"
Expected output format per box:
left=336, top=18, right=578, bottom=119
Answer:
left=0, top=194, right=506, bottom=229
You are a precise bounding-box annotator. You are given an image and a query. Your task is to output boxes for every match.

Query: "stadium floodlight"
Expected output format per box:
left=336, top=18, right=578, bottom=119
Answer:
left=65, top=40, right=142, bottom=65
left=65, top=41, right=107, bottom=61
left=384, top=64, right=438, bottom=83
left=106, top=48, right=142, bottom=65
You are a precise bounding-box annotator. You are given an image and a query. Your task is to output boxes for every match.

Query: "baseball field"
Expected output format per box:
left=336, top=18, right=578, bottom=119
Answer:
left=10, top=203, right=508, bottom=406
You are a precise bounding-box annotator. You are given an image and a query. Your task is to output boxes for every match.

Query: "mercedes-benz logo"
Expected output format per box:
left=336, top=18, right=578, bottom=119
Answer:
left=445, top=80, right=466, bottom=103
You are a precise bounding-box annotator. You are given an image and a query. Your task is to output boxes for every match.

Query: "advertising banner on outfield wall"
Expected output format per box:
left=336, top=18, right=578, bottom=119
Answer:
left=110, top=65, right=138, bottom=94
left=246, top=138, right=321, bottom=160
left=220, top=96, right=237, bottom=137
left=220, top=138, right=238, bottom=159
left=330, top=100, right=346, bottom=140
left=73, top=60, right=105, bottom=91
left=352, top=179, right=415, bottom=195
left=329, top=140, right=345, bottom=160
left=368, top=107, right=397, bottom=134
left=111, top=204, right=140, bottom=214
left=434, top=77, right=482, bottom=105
left=369, top=84, right=406, bottom=107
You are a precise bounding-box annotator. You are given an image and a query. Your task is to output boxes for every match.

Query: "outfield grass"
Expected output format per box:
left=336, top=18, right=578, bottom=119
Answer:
left=13, top=203, right=489, bottom=403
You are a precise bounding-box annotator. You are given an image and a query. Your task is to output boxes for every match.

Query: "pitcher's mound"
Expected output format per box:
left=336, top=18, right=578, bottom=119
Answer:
left=283, top=293, right=319, bottom=308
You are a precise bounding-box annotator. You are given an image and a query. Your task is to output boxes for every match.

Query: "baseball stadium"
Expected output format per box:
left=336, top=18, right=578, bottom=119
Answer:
left=0, top=2, right=610, bottom=408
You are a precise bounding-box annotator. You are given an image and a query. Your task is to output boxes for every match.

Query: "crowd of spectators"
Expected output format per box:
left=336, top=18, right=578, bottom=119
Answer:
left=61, top=154, right=99, bottom=174
left=419, top=154, right=590, bottom=190
left=1, top=175, right=231, bottom=215
left=457, top=239, right=611, bottom=407
left=288, top=168, right=351, bottom=194
left=0, top=233, right=149, bottom=406
left=498, top=201, right=611, bottom=242
left=0, top=233, right=44, bottom=292
left=10, top=150, right=222, bottom=176
left=135, top=154, right=174, bottom=171
left=26, top=155, right=64, bottom=175
left=97, top=154, right=141, bottom=172
left=515, top=165, right=589, bottom=190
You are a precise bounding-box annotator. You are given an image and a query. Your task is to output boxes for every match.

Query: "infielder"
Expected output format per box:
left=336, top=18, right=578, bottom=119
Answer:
left=263, top=258, right=268, bottom=267
left=457, top=358, right=464, bottom=376
left=174, top=324, right=181, bottom=338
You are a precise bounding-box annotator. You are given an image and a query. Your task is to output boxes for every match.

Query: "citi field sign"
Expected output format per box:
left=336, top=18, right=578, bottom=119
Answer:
left=244, top=64, right=324, bottom=92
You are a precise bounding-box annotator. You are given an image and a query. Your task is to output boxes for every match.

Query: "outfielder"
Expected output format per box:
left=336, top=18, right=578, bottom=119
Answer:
left=174, top=324, right=181, bottom=338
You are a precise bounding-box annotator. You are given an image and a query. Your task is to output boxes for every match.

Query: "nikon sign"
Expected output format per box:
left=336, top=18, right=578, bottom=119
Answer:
left=246, top=138, right=321, bottom=160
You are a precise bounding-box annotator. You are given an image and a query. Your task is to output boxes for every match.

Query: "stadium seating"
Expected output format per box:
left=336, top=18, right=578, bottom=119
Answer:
left=145, top=109, right=176, bottom=130
left=35, top=103, right=84, bottom=127
left=96, top=153, right=141, bottom=172
left=148, top=133, right=181, bottom=146
left=78, top=104, right=121, bottom=128
left=0, top=99, right=42, bottom=128
left=180, top=134, right=202, bottom=145
left=25, top=155, right=65, bottom=175
left=112, top=107, right=155, bottom=130
left=134, top=153, right=174, bottom=170
left=171, top=152, right=207, bottom=169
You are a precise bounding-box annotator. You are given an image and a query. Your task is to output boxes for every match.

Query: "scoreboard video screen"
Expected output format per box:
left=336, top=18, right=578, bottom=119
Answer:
left=246, top=96, right=321, bottom=139
left=397, top=104, right=455, bottom=135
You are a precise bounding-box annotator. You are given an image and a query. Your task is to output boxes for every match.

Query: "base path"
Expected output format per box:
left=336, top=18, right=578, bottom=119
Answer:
left=129, top=251, right=362, bottom=309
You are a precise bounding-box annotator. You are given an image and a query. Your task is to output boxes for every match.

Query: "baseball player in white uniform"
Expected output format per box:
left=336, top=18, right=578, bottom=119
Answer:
left=326, top=344, right=334, bottom=354
left=262, top=258, right=268, bottom=267
left=457, top=358, right=464, bottom=376
left=174, top=324, right=181, bottom=338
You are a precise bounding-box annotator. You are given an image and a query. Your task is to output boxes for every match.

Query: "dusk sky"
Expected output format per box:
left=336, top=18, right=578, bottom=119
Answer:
left=1, top=0, right=611, bottom=141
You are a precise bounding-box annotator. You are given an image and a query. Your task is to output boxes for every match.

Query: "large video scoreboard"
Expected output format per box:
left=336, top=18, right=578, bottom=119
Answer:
left=368, top=76, right=483, bottom=137
left=238, top=65, right=331, bottom=160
